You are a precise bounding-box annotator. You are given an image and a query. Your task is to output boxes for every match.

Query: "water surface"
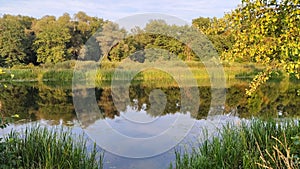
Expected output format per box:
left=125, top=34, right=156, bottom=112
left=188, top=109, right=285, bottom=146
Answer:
left=0, top=80, right=299, bottom=168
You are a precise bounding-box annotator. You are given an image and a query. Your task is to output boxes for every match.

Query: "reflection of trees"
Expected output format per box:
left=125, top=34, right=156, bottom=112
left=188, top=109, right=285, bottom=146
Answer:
left=129, top=85, right=182, bottom=117
left=73, top=88, right=103, bottom=127
left=1, top=81, right=298, bottom=127
left=225, top=84, right=248, bottom=117
left=225, top=82, right=300, bottom=118
left=259, top=82, right=300, bottom=117
left=98, top=88, right=119, bottom=119
left=194, top=86, right=211, bottom=119
left=97, top=83, right=300, bottom=120
left=0, top=85, right=38, bottom=120
left=37, top=85, right=75, bottom=122
left=281, top=86, right=300, bottom=116
left=0, top=84, right=77, bottom=123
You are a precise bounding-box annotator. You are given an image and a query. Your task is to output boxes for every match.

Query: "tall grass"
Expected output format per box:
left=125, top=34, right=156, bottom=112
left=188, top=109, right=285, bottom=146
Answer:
left=173, top=119, right=300, bottom=169
left=0, top=61, right=270, bottom=86
left=0, top=126, right=103, bottom=169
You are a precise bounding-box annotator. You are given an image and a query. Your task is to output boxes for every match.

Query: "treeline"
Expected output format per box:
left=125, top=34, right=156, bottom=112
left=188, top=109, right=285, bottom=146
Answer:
left=0, top=0, right=299, bottom=86
left=0, top=11, right=235, bottom=67
left=0, top=12, right=104, bottom=67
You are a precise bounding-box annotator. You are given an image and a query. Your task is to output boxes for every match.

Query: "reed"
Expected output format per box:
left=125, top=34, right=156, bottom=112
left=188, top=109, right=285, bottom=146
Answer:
left=173, top=119, right=300, bottom=169
left=0, top=126, right=103, bottom=169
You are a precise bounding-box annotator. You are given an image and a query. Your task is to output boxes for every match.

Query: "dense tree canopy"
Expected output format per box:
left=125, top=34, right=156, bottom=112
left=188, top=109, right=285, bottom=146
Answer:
left=0, top=15, right=35, bottom=66
left=0, top=12, right=105, bottom=66
left=33, top=15, right=72, bottom=63
left=192, top=16, right=235, bottom=56
left=222, top=0, right=300, bottom=95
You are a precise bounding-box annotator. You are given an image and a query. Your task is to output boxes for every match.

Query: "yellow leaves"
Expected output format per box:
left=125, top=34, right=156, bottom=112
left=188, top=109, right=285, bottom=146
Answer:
left=246, top=68, right=273, bottom=96
left=11, top=114, right=19, bottom=118
left=0, top=69, right=5, bottom=75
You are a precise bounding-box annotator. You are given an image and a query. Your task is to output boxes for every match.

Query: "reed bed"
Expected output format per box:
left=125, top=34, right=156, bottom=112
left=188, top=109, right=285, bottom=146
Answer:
left=0, top=126, right=103, bottom=169
left=172, top=119, right=300, bottom=169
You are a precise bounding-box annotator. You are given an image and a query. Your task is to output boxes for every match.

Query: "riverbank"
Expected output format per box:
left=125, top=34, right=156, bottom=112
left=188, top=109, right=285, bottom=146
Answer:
left=172, top=119, right=300, bottom=169
left=0, top=61, right=288, bottom=88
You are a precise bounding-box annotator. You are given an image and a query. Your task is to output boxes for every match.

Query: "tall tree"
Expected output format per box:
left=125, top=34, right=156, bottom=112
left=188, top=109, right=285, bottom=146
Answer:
left=33, top=15, right=71, bottom=64
left=71, top=11, right=105, bottom=59
left=0, top=15, right=30, bottom=66
left=223, top=0, right=300, bottom=95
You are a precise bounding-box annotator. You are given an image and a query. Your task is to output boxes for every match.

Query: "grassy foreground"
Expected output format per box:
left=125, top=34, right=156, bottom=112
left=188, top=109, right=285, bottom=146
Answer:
left=0, top=126, right=103, bottom=169
left=172, top=119, right=300, bottom=169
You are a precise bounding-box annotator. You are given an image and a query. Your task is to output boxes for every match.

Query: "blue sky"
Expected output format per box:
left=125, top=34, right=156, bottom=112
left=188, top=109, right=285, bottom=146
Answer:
left=0, top=0, right=240, bottom=22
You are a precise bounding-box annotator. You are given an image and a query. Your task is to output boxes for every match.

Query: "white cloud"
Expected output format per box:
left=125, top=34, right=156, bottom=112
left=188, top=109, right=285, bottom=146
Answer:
left=0, top=0, right=240, bottom=21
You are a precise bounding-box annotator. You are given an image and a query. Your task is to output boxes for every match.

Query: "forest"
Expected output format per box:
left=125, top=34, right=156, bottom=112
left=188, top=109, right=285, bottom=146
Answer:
left=0, top=11, right=234, bottom=65
left=0, top=1, right=299, bottom=95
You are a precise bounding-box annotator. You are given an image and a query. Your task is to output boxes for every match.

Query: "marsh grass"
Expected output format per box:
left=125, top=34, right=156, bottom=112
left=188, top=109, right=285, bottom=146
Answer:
left=42, top=69, right=74, bottom=81
left=173, top=119, right=300, bottom=169
left=0, top=69, right=38, bottom=81
left=0, top=126, right=103, bottom=169
left=1, top=61, right=268, bottom=88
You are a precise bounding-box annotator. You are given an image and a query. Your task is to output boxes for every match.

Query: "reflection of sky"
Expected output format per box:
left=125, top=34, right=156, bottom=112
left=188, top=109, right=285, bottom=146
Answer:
left=0, top=0, right=240, bottom=21
left=105, top=106, right=174, bottom=138
left=85, top=111, right=196, bottom=158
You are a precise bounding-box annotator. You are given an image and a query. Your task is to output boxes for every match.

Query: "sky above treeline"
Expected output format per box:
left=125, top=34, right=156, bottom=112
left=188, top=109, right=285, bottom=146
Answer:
left=0, top=0, right=240, bottom=22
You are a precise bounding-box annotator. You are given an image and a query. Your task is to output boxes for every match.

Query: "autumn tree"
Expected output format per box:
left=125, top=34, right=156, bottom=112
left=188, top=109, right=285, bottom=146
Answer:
left=223, top=0, right=300, bottom=95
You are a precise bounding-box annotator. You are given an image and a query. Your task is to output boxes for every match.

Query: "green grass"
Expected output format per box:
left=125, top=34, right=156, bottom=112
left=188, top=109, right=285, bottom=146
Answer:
left=0, top=61, right=294, bottom=89
left=0, top=69, right=39, bottom=81
left=42, top=69, right=75, bottom=81
left=0, top=126, right=103, bottom=169
left=172, top=119, right=300, bottom=169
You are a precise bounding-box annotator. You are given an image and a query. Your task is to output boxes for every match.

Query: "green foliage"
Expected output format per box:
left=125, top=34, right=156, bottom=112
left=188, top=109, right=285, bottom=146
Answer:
left=104, top=20, right=215, bottom=62
left=192, top=16, right=235, bottom=55
left=223, top=0, right=300, bottom=95
left=33, top=15, right=72, bottom=64
left=291, top=135, right=300, bottom=161
left=0, top=12, right=104, bottom=66
left=0, top=15, right=35, bottom=66
left=0, top=126, right=103, bottom=169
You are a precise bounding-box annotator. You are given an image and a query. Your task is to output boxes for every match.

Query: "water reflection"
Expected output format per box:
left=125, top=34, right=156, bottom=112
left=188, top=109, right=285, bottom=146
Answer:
left=0, top=80, right=299, bottom=168
left=0, top=81, right=299, bottom=125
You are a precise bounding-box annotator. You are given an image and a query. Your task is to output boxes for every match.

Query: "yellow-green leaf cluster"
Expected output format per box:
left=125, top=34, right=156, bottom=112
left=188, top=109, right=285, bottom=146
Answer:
left=223, top=0, right=300, bottom=95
